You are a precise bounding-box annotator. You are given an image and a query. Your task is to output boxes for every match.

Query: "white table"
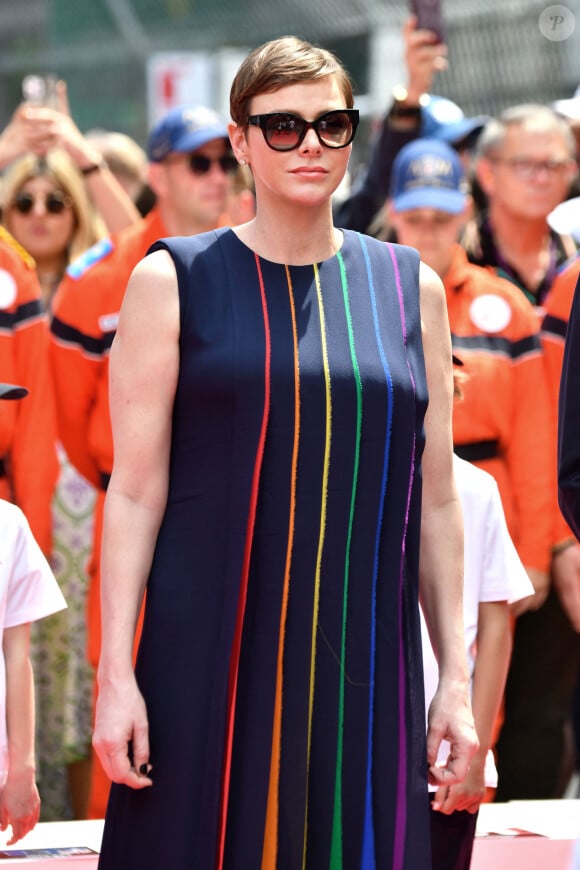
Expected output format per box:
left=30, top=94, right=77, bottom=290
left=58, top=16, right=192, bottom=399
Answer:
left=472, top=799, right=580, bottom=869
left=2, top=802, right=580, bottom=867
left=0, top=820, right=102, bottom=867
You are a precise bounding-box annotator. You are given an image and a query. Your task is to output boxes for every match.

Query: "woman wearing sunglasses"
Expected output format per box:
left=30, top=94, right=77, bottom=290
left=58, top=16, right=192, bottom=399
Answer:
left=94, top=36, right=477, bottom=869
left=0, top=79, right=140, bottom=234
left=1, top=149, right=103, bottom=822
left=1, top=150, right=106, bottom=306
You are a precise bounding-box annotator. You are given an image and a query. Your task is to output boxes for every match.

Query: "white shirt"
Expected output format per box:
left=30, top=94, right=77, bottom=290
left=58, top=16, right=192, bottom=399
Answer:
left=0, top=500, right=66, bottom=785
left=548, top=197, right=580, bottom=243
left=422, top=456, right=534, bottom=788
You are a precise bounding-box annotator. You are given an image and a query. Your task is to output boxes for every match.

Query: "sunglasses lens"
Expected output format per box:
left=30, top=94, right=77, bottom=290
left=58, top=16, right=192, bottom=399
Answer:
left=317, top=112, right=354, bottom=147
left=220, top=155, right=239, bottom=174
left=189, top=155, right=211, bottom=175
left=189, top=154, right=237, bottom=175
left=14, top=193, right=34, bottom=214
left=46, top=193, right=67, bottom=214
left=265, top=114, right=304, bottom=151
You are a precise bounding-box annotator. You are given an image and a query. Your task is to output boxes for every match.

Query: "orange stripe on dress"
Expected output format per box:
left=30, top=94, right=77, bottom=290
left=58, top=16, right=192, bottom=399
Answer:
left=216, top=253, right=271, bottom=869
left=261, top=264, right=300, bottom=869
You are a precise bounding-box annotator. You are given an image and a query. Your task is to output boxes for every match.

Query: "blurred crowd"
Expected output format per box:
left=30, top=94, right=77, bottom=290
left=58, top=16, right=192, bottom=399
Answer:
left=0, top=14, right=579, bottom=833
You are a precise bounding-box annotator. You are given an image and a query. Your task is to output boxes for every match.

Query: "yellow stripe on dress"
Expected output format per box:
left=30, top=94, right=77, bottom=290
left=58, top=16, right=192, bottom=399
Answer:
left=302, top=262, right=332, bottom=868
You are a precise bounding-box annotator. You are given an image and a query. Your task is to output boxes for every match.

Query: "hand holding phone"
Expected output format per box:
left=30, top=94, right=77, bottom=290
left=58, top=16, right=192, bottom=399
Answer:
left=410, top=0, right=445, bottom=43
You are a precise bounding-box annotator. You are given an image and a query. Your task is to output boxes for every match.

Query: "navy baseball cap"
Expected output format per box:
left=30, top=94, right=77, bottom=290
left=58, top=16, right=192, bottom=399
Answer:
left=147, top=106, right=229, bottom=162
left=390, top=138, right=468, bottom=214
left=421, top=95, right=489, bottom=146
left=0, top=383, right=28, bottom=399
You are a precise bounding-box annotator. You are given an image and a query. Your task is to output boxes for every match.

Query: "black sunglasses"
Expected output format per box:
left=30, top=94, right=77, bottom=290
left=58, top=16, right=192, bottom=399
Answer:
left=247, top=109, right=359, bottom=152
left=12, top=190, right=73, bottom=215
left=188, top=153, right=239, bottom=176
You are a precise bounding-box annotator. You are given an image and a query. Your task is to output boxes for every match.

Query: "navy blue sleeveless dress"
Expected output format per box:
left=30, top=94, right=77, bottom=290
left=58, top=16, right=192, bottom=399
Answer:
left=98, top=228, right=431, bottom=869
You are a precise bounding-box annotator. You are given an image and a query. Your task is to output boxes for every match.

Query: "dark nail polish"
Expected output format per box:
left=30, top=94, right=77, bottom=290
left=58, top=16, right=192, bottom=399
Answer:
left=139, top=763, right=148, bottom=775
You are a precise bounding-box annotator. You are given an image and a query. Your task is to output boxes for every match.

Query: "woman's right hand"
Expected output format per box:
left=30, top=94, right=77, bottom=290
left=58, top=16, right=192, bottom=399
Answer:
left=0, top=105, right=44, bottom=169
left=93, top=674, right=153, bottom=789
left=0, top=83, right=100, bottom=170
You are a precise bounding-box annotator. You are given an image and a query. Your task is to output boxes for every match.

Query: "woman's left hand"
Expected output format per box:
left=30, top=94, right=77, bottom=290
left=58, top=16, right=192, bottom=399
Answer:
left=426, top=676, right=479, bottom=788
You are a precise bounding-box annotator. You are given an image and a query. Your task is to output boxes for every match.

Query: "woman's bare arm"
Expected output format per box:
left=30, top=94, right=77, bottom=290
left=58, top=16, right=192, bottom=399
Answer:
left=93, top=248, right=180, bottom=787
left=417, top=262, right=478, bottom=787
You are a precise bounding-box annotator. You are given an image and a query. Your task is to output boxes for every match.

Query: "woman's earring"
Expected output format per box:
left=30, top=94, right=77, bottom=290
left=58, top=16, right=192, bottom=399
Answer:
left=239, top=158, right=247, bottom=165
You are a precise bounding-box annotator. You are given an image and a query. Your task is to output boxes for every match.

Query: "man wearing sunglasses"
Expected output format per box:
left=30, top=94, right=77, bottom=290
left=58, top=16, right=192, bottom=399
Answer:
left=49, top=104, right=237, bottom=819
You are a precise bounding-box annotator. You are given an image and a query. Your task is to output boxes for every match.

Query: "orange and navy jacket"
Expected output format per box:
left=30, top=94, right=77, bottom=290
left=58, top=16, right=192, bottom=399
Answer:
left=50, top=208, right=167, bottom=669
left=465, top=216, right=576, bottom=306
left=542, top=256, right=580, bottom=400
left=0, top=227, right=58, bottom=554
left=541, top=255, right=580, bottom=546
left=50, top=207, right=168, bottom=489
left=446, top=245, right=554, bottom=573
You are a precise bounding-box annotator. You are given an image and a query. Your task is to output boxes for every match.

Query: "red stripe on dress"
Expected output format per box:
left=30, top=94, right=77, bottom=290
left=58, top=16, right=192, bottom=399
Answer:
left=216, top=253, right=271, bottom=869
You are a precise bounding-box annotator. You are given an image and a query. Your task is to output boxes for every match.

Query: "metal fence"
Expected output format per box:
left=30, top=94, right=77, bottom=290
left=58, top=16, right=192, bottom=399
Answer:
left=0, top=0, right=578, bottom=151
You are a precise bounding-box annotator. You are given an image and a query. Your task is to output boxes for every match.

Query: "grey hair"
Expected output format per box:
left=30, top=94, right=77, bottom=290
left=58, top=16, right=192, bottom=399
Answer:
left=476, top=103, right=575, bottom=160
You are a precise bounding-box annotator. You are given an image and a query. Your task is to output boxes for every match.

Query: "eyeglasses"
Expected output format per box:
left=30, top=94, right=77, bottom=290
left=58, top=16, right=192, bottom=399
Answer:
left=247, top=109, right=359, bottom=151
left=12, top=190, right=73, bottom=215
left=491, top=156, right=576, bottom=180
left=188, top=153, right=239, bottom=176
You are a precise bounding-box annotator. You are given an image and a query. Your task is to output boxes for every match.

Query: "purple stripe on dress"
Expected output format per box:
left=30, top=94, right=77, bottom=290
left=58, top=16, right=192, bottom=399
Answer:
left=387, top=243, right=417, bottom=870
left=358, top=234, right=395, bottom=869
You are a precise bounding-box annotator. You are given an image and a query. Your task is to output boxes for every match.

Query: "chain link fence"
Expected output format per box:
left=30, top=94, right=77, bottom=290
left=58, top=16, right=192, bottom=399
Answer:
left=0, top=0, right=578, bottom=150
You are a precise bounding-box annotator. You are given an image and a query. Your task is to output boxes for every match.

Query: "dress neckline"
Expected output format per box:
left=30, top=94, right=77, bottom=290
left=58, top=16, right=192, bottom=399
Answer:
left=227, top=226, right=347, bottom=268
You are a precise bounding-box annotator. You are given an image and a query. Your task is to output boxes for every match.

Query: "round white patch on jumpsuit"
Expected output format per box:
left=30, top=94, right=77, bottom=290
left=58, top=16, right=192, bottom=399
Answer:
left=469, top=294, right=512, bottom=333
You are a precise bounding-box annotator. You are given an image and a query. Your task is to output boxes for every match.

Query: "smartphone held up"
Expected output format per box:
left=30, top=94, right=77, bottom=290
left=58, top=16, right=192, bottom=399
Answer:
left=21, top=74, right=58, bottom=107
left=410, top=0, right=445, bottom=43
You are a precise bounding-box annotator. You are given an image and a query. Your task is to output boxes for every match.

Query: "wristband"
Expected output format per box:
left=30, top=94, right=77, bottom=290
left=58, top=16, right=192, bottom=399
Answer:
left=80, top=157, right=107, bottom=176
left=389, top=103, right=422, bottom=121
left=389, top=86, right=425, bottom=121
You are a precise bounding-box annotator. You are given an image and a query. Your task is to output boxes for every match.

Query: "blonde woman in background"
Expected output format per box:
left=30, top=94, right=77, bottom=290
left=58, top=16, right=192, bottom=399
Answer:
left=1, top=150, right=101, bottom=820
left=0, top=79, right=140, bottom=234
left=1, top=149, right=107, bottom=305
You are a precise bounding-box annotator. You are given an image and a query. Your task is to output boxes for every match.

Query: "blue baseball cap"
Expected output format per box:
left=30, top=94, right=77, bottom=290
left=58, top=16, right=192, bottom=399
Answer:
left=421, top=95, right=489, bottom=146
left=147, top=106, right=229, bottom=162
left=390, top=138, right=468, bottom=214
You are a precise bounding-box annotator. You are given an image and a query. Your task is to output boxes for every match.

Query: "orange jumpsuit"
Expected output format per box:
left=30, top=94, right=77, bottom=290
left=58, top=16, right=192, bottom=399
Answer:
left=446, top=244, right=553, bottom=574
left=49, top=207, right=168, bottom=817
left=0, top=227, right=58, bottom=554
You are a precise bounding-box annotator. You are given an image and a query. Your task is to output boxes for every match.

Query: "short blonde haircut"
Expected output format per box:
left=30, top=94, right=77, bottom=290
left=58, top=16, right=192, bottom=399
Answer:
left=230, top=35, right=354, bottom=126
left=85, top=129, right=147, bottom=200
left=1, top=149, right=106, bottom=264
